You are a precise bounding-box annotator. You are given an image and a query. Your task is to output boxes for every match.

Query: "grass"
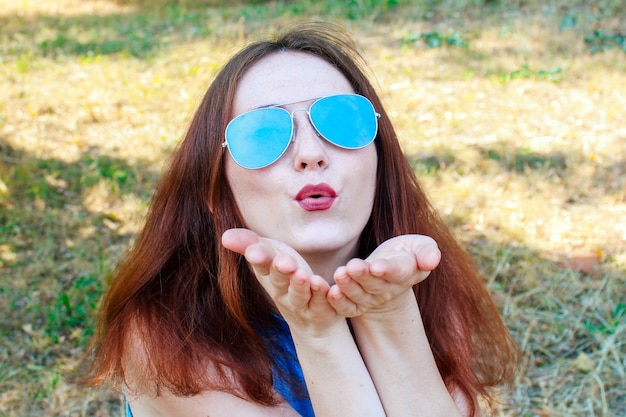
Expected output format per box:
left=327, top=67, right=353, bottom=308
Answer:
left=1, top=0, right=624, bottom=416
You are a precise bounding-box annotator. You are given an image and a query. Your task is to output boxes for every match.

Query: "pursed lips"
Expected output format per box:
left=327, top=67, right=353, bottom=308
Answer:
left=295, top=183, right=337, bottom=211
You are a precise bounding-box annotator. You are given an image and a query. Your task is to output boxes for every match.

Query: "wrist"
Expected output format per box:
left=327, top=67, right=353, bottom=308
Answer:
left=287, top=317, right=351, bottom=351
left=355, top=289, right=418, bottom=323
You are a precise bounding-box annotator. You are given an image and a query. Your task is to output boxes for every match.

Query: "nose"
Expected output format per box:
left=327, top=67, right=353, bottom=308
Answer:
left=291, top=111, right=328, bottom=171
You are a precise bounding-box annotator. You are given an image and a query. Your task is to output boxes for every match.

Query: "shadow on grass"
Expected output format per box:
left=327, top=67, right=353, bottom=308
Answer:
left=408, top=145, right=625, bottom=203
left=0, top=135, right=161, bottom=415
left=407, top=146, right=568, bottom=175
left=480, top=146, right=568, bottom=173
left=455, top=225, right=625, bottom=415
left=0, top=135, right=159, bottom=323
left=594, top=157, right=626, bottom=197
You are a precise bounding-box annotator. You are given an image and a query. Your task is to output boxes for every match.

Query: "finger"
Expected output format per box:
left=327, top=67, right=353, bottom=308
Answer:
left=367, top=234, right=441, bottom=273
left=308, top=275, right=331, bottom=309
left=286, top=269, right=312, bottom=308
left=369, top=253, right=413, bottom=278
left=243, top=242, right=276, bottom=276
left=343, top=259, right=390, bottom=294
left=244, top=245, right=299, bottom=294
left=267, top=252, right=300, bottom=294
left=327, top=285, right=360, bottom=317
left=343, top=258, right=370, bottom=278
left=369, top=254, right=431, bottom=286
left=272, top=251, right=299, bottom=276
left=334, top=270, right=370, bottom=303
left=414, top=242, right=441, bottom=271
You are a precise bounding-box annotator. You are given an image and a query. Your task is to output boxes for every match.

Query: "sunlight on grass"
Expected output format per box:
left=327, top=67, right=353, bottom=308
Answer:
left=1, top=1, right=625, bottom=416
left=0, top=0, right=131, bottom=17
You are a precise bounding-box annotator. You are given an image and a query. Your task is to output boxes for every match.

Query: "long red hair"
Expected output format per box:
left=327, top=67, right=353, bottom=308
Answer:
left=77, top=22, right=518, bottom=415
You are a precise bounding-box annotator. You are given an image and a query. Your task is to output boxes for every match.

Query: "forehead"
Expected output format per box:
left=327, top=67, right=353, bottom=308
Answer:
left=233, top=51, right=355, bottom=115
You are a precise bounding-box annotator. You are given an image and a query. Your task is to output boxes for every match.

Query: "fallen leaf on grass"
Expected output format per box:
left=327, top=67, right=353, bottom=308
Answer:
left=571, top=352, right=595, bottom=372
left=558, top=252, right=602, bottom=273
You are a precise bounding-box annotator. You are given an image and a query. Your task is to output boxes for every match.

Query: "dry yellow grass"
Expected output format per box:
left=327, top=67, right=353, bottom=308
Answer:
left=1, top=1, right=624, bottom=416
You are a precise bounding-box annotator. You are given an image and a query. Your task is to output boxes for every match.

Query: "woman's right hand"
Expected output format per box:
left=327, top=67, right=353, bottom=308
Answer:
left=222, top=228, right=345, bottom=338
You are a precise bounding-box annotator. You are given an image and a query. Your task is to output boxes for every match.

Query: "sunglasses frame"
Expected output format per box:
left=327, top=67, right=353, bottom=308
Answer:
left=223, top=94, right=380, bottom=169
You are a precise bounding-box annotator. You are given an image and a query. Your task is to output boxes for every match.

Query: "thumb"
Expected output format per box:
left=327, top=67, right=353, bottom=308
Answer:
left=414, top=242, right=441, bottom=272
left=221, top=228, right=261, bottom=255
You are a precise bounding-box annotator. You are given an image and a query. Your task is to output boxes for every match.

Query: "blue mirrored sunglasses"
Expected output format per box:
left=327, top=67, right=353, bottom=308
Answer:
left=223, top=94, right=380, bottom=169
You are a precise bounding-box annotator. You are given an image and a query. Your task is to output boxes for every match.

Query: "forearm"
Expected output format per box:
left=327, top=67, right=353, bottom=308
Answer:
left=350, top=293, right=463, bottom=417
left=289, top=320, right=385, bottom=417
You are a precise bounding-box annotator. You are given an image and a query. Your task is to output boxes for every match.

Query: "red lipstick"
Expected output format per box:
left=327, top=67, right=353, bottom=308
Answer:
left=296, top=183, right=337, bottom=211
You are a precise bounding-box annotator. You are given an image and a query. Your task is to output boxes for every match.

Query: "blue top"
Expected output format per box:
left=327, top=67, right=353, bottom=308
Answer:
left=260, top=315, right=315, bottom=417
left=126, top=316, right=314, bottom=417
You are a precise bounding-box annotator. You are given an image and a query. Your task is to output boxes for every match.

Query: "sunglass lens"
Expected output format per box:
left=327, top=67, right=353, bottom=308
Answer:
left=309, top=95, right=378, bottom=149
left=225, top=108, right=292, bottom=169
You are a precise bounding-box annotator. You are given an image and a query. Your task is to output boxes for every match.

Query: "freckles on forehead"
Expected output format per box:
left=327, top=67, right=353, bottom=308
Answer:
left=232, top=51, right=354, bottom=115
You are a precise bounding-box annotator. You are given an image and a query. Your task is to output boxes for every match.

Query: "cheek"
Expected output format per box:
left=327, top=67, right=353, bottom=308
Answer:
left=359, top=148, right=378, bottom=210
left=225, top=159, right=278, bottom=214
left=226, top=161, right=258, bottom=203
left=356, top=146, right=378, bottom=186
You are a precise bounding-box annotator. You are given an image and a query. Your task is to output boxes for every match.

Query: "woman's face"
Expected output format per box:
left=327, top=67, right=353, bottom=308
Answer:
left=225, top=51, right=377, bottom=273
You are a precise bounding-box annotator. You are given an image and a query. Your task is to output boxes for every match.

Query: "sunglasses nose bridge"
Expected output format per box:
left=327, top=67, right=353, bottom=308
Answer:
left=289, top=108, right=308, bottom=116
left=288, top=110, right=329, bottom=170
left=291, top=108, right=324, bottom=141
left=289, top=108, right=311, bottom=125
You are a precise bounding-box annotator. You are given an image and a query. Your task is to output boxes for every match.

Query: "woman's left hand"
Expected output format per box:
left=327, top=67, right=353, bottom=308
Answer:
left=328, top=234, right=441, bottom=318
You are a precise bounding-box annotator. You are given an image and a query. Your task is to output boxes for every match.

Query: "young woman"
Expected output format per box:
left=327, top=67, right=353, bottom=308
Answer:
left=78, top=23, right=518, bottom=417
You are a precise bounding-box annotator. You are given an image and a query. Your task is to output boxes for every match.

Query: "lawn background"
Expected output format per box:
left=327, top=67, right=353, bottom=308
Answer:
left=0, top=0, right=624, bottom=416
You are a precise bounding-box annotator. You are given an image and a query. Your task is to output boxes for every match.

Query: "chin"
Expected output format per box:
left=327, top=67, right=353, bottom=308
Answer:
left=291, top=233, right=359, bottom=256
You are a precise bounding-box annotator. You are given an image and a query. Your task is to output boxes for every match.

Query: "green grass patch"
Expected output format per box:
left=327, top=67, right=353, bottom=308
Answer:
left=484, top=146, right=568, bottom=174
left=585, top=30, right=626, bottom=54
left=44, top=274, right=104, bottom=345
left=402, top=30, right=470, bottom=49
left=486, top=64, right=564, bottom=83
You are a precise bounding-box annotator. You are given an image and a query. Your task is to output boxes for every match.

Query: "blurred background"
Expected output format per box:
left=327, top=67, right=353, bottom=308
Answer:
left=0, top=1, right=624, bottom=416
